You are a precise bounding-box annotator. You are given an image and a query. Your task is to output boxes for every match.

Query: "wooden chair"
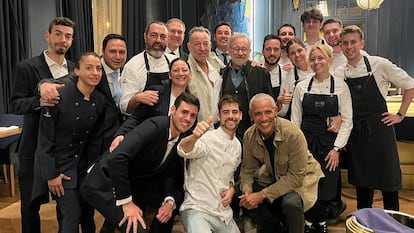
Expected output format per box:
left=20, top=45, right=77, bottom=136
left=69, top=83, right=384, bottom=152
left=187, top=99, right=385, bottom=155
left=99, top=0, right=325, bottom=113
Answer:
left=0, top=114, right=23, bottom=196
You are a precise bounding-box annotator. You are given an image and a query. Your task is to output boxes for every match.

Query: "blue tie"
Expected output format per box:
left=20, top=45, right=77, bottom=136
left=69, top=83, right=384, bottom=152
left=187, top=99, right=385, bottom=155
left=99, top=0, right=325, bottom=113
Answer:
left=110, top=71, right=122, bottom=106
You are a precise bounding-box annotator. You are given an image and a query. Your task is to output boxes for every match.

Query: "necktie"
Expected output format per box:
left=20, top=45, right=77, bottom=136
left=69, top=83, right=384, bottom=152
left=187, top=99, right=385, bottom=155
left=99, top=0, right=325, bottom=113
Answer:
left=110, top=71, right=122, bottom=106
left=170, top=51, right=176, bottom=55
left=222, top=53, right=228, bottom=65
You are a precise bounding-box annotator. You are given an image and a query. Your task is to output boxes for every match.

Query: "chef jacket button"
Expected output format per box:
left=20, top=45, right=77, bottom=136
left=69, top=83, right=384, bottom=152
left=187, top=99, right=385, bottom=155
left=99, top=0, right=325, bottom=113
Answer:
left=76, top=116, right=80, bottom=120
left=92, top=102, right=96, bottom=106
left=75, top=154, right=79, bottom=158
left=75, top=102, right=79, bottom=106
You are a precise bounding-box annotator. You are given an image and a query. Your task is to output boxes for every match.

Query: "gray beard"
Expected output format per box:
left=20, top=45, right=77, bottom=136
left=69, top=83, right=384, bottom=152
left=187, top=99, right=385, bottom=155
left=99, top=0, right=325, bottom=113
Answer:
left=147, top=49, right=164, bottom=58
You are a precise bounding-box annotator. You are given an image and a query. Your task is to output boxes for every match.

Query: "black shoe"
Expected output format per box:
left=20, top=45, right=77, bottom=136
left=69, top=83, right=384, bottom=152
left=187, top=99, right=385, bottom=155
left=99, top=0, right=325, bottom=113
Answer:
left=316, top=222, right=328, bottom=233
left=305, top=224, right=316, bottom=233
left=326, top=201, right=347, bottom=224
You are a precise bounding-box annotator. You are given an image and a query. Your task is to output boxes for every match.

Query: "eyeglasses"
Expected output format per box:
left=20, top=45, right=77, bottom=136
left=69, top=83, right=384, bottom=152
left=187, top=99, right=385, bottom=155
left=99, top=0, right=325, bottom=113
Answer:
left=148, top=32, right=168, bottom=40
left=231, top=47, right=250, bottom=53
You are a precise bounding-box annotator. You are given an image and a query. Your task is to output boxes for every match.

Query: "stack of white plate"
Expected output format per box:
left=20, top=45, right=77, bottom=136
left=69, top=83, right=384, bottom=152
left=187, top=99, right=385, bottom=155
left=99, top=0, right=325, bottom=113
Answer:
left=345, top=216, right=374, bottom=233
left=346, top=210, right=414, bottom=232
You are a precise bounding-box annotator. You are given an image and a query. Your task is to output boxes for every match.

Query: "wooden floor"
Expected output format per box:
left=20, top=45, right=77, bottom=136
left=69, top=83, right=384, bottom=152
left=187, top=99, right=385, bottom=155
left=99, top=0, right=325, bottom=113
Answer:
left=1, top=179, right=413, bottom=233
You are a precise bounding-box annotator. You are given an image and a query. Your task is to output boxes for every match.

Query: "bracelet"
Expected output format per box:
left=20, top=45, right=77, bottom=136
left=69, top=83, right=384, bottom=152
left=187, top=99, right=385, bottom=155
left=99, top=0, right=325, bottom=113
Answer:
left=397, top=112, right=404, bottom=120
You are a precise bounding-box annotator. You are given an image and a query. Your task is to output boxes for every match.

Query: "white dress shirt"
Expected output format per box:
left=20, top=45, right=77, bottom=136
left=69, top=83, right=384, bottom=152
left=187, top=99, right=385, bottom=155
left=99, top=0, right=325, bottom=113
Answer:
left=334, top=56, right=414, bottom=99
left=43, top=50, right=69, bottom=79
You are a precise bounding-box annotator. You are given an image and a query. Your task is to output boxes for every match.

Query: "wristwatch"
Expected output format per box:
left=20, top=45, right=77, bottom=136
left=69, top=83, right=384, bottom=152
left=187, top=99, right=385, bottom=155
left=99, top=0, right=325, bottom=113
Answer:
left=397, top=112, right=404, bottom=120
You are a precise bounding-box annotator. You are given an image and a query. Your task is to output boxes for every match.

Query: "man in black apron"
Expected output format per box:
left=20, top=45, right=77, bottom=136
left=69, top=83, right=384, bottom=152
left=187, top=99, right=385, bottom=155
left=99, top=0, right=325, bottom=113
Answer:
left=334, top=25, right=414, bottom=211
left=261, top=34, right=293, bottom=102
left=119, top=21, right=177, bottom=115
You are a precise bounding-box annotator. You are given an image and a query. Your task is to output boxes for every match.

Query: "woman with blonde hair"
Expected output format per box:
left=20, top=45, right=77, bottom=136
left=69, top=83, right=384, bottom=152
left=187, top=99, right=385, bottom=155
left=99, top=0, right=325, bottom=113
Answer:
left=291, top=45, right=353, bottom=233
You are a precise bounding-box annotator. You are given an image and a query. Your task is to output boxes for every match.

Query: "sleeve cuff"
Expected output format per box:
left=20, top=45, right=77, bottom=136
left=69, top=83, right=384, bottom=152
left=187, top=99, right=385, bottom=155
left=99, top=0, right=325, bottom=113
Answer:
left=162, top=196, right=176, bottom=210
left=116, top=196, right=133, bottom=206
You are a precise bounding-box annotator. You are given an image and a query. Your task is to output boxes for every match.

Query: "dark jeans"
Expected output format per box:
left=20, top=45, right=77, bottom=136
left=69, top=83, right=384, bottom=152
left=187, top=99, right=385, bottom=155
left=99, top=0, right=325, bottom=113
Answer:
left=356, top=186, right=399, bottom=210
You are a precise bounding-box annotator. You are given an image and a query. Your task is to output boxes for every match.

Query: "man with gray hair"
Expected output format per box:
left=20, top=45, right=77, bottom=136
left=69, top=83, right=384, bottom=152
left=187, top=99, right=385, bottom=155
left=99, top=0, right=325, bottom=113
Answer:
left=119, top=21, right=177, bottom=114
left=221, top=33, right=273, bottom=140
left=187, top=26, right=225, bottom=125
left=240, top=93, right=324, bottom=233
left=166, top=18, right=188, bottom=60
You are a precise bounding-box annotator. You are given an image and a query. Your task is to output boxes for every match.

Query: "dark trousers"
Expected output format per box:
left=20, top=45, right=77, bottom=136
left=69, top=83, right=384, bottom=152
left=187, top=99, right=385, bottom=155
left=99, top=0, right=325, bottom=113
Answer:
left=356, top=186, right=399, bottom=210
left=19, top=158, right=48, bottom=233
left=304, top=200, right=327, bottom=223
left=53, top=189, right=95, bottom=233
left=242, top=182, right=304, bottom=233
left=80, top=184, right=178, bottom=233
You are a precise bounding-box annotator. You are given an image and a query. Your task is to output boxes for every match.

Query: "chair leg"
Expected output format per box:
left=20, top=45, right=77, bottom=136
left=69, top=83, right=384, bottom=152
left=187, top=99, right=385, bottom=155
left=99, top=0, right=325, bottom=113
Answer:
left=2, top=164, right=8, bottom=184
left=9, top=164, right=15, bottom=197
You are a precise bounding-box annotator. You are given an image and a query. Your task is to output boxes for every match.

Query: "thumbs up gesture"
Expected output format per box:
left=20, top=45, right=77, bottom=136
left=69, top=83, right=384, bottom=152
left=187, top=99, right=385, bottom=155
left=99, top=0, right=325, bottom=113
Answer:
left=192, top=116, right=213, bottom=138
left=279, top=88, right=293, bottom=104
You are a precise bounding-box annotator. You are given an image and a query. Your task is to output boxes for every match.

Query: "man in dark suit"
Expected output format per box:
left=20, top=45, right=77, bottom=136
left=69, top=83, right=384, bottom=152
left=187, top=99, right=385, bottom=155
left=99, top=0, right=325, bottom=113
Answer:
left=9, top=17, right=75, bottom=233
left=166, top=18, right=188, bottom=60
left=81, top=92, right=200, bottom=233
left=98, top=33, right=127, bottom=149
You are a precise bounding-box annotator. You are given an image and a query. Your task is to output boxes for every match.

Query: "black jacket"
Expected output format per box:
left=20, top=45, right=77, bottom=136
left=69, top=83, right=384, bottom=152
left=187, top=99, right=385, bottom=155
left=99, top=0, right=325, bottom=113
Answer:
left=10, top=53, right=75, bottom=159
left=32, top=80, right=105, bottom=200
left=221, top=61, right=273, bottom=138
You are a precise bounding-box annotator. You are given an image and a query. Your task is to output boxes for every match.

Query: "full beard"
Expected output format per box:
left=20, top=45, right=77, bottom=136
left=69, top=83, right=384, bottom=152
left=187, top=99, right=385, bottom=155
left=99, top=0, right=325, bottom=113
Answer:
left=265, top=57, right=280, bottom=66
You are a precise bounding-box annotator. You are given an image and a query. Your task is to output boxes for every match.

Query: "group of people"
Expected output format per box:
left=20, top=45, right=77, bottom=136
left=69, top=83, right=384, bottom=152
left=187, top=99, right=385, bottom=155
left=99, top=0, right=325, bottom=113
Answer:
left=9, top=5, right=414, bottom=233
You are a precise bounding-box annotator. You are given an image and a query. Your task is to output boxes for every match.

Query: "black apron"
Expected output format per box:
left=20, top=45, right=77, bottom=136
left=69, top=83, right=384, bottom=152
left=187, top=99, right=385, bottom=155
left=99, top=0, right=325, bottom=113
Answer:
left=283, top=67, right=301, bottom=120
left=143, top=52, right=170, bottom=90
left=271, top=65, right=282, bottom=99
left=345, top=56, right=401, bottom=191
left=301, top=76, right=339, bottom=200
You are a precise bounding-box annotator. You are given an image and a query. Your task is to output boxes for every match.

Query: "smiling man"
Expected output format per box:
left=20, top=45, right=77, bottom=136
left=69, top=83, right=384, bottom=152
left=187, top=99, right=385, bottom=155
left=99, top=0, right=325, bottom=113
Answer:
left=178, top=95, right=242, bottom=233
left=120, top=21, right=177, bottom=114
left=221, top=33, right=273, bottom=140
left=213, top=22, right=233, bottom=65
left=239, top=93, right=323, bottom=233
left=187, top=26, right=224, bottom=125
left=81, top=92, right=200, bottom=233
left=166, top=18, right=188, bottom=60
